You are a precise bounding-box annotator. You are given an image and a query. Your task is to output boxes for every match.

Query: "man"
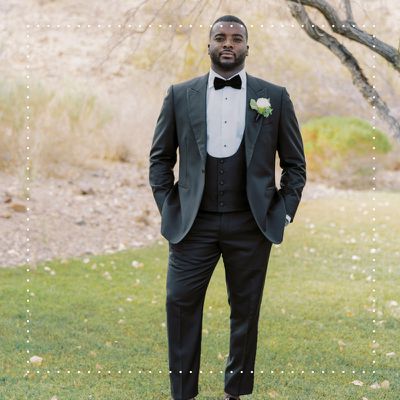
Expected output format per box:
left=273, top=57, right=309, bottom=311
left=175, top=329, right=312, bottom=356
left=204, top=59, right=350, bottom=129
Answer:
left=149, top=15, right=306, bottom=400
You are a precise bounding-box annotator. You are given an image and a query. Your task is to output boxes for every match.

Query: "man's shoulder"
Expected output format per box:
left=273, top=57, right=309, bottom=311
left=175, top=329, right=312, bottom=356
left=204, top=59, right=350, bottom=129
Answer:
left=171, top=73, right=208, bottom=91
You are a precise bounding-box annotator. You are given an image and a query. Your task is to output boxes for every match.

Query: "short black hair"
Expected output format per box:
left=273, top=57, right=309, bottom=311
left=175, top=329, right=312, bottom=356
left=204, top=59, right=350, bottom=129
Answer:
left=209, top=15, right=248, bottom=42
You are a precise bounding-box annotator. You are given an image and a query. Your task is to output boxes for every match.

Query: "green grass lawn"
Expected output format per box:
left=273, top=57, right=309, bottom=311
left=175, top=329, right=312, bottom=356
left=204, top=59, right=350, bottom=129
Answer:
left=1, top=190, right=399, bottom=399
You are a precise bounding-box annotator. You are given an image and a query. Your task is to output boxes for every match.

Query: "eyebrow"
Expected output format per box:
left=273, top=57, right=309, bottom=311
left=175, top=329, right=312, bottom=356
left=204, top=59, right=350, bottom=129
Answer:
left=214, top=33, right=244, bottom=38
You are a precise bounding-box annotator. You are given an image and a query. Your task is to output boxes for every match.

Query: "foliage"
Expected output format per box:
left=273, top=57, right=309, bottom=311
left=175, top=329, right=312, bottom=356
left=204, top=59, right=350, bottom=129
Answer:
left=301, top=116, right=391, bottom=187
left=0, top=77, right=113, bottom=176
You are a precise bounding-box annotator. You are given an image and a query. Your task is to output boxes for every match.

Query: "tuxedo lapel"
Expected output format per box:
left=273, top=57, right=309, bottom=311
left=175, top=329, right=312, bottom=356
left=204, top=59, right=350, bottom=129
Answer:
left=245, top=73, right=267, bottom=167
left=187, top=73, right=209, bottom=167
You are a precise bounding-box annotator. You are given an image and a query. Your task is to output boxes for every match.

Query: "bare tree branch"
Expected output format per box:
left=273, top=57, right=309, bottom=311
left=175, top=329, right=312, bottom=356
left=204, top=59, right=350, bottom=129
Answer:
left=287, top=1, right=400, bottom=141
left=96, top=0, right=172, bottom=69
left=342, top=0, right=354, bottom=23
left=289, top=0, right=400, bottom=72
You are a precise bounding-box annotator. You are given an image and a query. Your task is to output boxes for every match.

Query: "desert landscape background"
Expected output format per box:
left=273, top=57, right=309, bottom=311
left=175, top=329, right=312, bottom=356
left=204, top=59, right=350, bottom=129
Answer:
left=1, top=0, right=399, bottom=267
left=1, top=3, right=399, bottom=399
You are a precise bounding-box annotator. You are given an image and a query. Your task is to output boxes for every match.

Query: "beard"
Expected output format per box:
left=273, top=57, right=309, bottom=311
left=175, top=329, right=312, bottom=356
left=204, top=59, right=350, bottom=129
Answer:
left=209, top=50, right=247, bottom=71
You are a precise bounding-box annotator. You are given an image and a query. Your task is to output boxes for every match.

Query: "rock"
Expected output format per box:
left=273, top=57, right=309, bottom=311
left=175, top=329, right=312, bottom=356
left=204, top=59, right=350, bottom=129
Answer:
left=30, top=355, right=43, bottom=366
left=3, top=192, right=12, bottom=203
left=131, top=260, right=144, bottom=268
left=102, top=271, right=112, bottom=280
left=79, top=185, right=95, bottom=195
left=380, top=380, right=390, bottom=389
left=9, top=203, right=27, bottom=212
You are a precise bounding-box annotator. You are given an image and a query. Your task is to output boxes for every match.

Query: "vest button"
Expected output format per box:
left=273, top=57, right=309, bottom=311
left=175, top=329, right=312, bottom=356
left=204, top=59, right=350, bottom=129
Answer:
left=219, top=191, right=224, bottom=195
left=219, top=181, right=224, bottom=185
left=219, top=159, right=224, bottom=164
left=220, top=202, right=224, bottom=206
left=219, top=170, right=224, bottom=174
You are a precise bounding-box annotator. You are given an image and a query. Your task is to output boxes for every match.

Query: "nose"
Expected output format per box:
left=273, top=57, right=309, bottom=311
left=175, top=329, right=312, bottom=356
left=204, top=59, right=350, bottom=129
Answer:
left=223, top=38, right=234, bottom=48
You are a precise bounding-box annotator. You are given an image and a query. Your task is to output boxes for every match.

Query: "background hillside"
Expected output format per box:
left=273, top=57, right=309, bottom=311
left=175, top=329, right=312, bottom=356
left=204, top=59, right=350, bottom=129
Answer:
left=0, top=0, right=399, bottom=267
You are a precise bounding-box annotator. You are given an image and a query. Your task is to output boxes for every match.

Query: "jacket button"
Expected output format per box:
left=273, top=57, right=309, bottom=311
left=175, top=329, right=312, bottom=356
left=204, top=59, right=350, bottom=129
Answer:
left=201, top=169, right=205, bottom=173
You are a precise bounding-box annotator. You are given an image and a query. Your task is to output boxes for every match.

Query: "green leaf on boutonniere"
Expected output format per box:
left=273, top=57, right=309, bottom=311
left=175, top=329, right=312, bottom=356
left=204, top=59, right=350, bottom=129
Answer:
left=250, top=99, right=258, bottom=109
left=250, top=97, right=273, bottom=120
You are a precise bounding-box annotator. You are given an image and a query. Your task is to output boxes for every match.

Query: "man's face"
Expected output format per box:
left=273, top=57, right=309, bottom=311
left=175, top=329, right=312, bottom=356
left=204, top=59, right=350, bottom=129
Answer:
left=208, top=22, right=249, bottom=71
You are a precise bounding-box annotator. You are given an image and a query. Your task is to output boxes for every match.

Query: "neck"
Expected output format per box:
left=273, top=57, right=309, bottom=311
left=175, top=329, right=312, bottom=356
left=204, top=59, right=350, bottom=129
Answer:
left=211, top=64, right=244, bottom=79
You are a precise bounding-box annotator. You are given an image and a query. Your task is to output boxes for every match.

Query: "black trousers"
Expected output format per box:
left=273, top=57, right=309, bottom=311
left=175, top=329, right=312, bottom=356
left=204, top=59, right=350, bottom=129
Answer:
left=166, top=208, right=273, bottom=400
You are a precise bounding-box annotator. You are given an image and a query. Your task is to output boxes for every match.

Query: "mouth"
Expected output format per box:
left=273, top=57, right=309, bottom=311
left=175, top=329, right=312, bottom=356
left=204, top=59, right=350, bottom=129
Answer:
left=221, top=51, right=234, bottom=57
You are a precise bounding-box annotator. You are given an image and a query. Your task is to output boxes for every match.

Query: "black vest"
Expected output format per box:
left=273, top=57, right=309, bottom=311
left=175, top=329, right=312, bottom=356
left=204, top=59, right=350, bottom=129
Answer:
left=199, top=135, right=250, bottom=212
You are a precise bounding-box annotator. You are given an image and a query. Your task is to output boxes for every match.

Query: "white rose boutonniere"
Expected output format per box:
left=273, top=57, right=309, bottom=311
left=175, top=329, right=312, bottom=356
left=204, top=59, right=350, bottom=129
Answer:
left=250, top=97, right=273, bottom=121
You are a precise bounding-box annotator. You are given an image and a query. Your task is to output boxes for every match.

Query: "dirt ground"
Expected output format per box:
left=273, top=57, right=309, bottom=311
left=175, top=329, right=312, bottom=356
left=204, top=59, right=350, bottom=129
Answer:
left=2, top=160, right=399, bottom=268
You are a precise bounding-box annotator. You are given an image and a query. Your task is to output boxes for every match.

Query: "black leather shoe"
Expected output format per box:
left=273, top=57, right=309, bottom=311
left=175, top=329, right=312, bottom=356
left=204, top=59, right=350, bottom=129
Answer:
left=223, top=393, right=240, bottom=400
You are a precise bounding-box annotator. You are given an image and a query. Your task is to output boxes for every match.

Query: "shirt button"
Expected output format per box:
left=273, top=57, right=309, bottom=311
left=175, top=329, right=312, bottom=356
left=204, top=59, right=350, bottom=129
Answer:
left=224, top=121, right=227, bottom=123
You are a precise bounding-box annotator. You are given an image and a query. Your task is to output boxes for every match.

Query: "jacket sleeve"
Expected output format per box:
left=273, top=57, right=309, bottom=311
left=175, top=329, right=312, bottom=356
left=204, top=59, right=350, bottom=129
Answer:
left=148, top=85, right=178, bottom=214
left=277, top=87, right=307, bottom=222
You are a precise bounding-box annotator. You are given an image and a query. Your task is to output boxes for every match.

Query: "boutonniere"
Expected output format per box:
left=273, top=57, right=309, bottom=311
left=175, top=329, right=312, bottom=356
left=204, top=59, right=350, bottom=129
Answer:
left=250, top=97, right=273, bottom=121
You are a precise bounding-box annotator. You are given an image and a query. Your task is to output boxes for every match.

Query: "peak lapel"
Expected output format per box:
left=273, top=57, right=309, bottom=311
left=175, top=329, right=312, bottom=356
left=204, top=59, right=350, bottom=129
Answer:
left=187, top=73, right=209, bottom=166
left=245, top=73, right=266, bottom=167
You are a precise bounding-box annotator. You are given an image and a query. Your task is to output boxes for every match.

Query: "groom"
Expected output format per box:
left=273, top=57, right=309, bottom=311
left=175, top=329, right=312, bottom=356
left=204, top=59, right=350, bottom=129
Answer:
left=149, top=15, right=306, bottom=400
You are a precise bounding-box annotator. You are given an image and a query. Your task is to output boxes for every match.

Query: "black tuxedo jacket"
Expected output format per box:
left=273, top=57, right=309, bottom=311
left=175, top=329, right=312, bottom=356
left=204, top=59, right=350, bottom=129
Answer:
left=149, top=72, right=306, bottom=244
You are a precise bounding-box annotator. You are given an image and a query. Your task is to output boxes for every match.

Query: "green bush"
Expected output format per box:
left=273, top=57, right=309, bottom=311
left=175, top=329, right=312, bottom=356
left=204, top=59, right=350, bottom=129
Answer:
left=301, top=116, right=391, bottom=187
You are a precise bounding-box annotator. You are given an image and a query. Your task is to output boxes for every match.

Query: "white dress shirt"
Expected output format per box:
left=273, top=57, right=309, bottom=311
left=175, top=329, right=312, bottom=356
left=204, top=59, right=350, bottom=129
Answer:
left=206, top=67, right=247, bottom=157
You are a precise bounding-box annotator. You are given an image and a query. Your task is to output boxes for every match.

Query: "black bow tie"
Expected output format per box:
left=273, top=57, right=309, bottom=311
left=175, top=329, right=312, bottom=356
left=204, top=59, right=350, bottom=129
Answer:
left=213, top=74, right=242, bottom=90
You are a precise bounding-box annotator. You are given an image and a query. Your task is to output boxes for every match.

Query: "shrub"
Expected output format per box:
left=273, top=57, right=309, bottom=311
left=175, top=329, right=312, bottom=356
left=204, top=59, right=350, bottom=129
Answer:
left=301, top=116, right=391, bottom=188
left=0, top=77, right=113, bottom=178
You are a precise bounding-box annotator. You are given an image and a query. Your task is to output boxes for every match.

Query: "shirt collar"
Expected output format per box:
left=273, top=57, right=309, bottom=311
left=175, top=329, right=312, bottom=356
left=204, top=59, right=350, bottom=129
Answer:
left=208, top=67, right=246, bottom=89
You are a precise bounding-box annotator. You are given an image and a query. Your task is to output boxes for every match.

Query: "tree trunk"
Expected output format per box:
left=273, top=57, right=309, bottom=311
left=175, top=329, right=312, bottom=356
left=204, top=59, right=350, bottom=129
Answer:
left=286, top=0, right=400, bottom=142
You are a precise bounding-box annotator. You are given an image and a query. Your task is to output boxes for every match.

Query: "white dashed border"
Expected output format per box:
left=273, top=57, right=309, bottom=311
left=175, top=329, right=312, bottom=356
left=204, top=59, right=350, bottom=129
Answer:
left=25, top=23, right=32, bottom=371
left=370, top=27, right=377, bottom=375
left=24, top=22, right=378, bottom=377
